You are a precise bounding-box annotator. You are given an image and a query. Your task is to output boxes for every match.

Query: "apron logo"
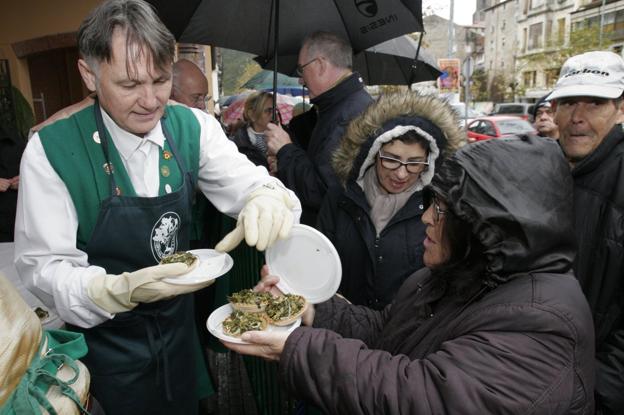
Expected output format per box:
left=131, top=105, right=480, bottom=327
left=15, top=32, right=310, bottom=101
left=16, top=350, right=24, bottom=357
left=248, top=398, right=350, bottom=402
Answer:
left=355, top=0, right=378, bottom=17
left=151, top=212, right=181, bottom=261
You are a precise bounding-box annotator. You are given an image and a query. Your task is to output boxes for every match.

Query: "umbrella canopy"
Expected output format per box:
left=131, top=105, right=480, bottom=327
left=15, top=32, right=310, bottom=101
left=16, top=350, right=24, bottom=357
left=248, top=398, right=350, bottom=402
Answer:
left=356, top=35, right=440, bottom=85
left=149, top=0, right=424, bottom=56
left=255, top=35, right=441, bottom=86
left=221, top=93, right=297, bottom=126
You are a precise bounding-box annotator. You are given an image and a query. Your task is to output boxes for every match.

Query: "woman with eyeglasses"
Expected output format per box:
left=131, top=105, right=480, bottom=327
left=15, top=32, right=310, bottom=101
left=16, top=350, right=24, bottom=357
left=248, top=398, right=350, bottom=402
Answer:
left=230, top=91, right=276, bottom=169
left=224, top=134, right=594, bottom=414
left=316, top=92, right=464, bottom=309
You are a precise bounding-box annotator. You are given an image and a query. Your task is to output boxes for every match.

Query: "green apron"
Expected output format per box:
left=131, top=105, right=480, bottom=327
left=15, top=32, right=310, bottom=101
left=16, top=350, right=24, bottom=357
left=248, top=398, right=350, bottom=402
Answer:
left=66, top=102, right=210, bottom=414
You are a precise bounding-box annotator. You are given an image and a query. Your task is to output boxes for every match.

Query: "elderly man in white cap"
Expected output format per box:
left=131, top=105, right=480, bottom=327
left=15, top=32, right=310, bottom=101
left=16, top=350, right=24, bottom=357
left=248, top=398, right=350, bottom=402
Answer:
left=549, top=50, right=624, bottom=415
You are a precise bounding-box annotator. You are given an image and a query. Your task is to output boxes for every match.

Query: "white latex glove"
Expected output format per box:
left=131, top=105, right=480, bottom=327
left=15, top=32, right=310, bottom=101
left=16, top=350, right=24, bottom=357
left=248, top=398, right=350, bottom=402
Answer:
left=87, top=263, right=213, bottom=314
left=215, top=183, right=296, bottom=252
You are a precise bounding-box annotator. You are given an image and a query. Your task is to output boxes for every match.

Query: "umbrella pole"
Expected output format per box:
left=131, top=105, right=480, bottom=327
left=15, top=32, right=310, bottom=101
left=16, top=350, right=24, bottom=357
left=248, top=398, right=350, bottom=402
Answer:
left=409, top=32, right=424, bottom=90
left=272, top=0, right=279, bottom=124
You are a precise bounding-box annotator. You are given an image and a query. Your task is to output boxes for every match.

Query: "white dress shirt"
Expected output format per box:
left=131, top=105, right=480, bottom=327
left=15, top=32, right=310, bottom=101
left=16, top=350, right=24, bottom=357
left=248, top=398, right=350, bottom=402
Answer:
left=14, top=106, right=301, bottom=328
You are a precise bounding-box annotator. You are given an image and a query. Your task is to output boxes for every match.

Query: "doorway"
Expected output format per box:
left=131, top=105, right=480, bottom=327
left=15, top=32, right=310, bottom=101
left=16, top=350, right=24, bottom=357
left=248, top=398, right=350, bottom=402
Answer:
left=27, top=47, right=86, bottom=123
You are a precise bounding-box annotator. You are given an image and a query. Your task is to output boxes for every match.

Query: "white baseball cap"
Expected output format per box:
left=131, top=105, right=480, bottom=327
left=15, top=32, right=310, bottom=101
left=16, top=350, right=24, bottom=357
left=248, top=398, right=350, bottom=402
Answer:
left=548, top=51, right=624, bottom=100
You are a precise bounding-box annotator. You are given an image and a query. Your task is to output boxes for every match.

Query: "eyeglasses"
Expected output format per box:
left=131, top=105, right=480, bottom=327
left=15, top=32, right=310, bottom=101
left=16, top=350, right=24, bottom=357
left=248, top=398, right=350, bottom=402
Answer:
left=191, top=94, right=210, bottom=107
left=378, top=151, right=429, bottom=174
left=296, top=57, right=320, bottom=76
left=431, top=197, right=447, bottom=223
left=263, top=107, right=275, bottom=114
left=423, top=191, right=448, bottom=223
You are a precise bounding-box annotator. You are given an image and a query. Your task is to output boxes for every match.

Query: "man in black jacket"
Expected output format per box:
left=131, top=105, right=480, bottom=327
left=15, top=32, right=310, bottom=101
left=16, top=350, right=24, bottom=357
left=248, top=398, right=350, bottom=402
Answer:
left=549, top=50, right=624, bottom=415
left=265, top=31, right=373, bottom=226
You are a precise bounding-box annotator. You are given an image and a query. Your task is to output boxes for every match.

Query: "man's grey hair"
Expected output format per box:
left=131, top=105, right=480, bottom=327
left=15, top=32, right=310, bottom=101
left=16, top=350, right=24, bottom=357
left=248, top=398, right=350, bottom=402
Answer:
left=302, top=32, right=352, bottom=70
left=77, top=0, right=175, bottom=76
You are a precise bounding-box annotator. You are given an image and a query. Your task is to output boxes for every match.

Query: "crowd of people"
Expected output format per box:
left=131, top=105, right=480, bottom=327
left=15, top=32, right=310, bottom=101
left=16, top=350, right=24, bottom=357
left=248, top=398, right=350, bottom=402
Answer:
left=1, top=0, right=624, bottom=414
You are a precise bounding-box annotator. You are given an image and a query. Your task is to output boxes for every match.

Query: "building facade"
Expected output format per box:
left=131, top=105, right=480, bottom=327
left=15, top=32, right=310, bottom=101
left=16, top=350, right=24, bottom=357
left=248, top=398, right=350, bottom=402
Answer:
left=515, top=0, right=577, bottom=101
left=481, top=0, right=519, bottom=100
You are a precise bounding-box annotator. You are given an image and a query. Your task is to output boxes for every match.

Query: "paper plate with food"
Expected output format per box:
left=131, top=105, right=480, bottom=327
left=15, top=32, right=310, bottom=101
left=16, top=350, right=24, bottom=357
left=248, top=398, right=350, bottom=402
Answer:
left=161, top=249, right=233, bottom=285
left=207, top=302, right=302, bottom=345
left=207, top=289, right=307, bottom=344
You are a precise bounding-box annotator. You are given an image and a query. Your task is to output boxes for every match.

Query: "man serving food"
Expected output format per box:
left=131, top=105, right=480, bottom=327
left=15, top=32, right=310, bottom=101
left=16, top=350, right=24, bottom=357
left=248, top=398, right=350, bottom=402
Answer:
left=13, top=0, right=300, bottom=413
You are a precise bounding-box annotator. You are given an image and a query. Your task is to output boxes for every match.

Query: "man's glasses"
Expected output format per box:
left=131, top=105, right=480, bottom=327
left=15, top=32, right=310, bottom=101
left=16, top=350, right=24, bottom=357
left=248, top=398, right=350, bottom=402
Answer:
left=296, top=57, right=320, bottom=76
left=191, top=94, right=211, bottom=107
left=378, top=151, right=429, bottom=174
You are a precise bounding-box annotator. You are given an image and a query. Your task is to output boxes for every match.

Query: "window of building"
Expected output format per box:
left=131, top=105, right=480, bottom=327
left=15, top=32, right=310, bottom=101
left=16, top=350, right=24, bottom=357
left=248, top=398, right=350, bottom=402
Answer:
left=545, top=68, right=560, bottom=87
left=530, top=0, right=545, bottom=8
left=523, top=71, right=537, bottom=88
left=601, top=10, right=624, bottom=35
left=557, top=18, right=566, bottom=44
left=529, top=22, right=543, bottom=50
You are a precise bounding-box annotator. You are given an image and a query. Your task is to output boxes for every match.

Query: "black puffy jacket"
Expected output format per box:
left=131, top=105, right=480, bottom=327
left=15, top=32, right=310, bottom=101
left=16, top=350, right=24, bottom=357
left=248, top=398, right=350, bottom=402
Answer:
left=276, top=72, right=372, bottom=226
left=317, top=92, right=465, bottom=309
left=230, top=126, right=269, bottom=169
left=571, top=125, right=624, bottom=414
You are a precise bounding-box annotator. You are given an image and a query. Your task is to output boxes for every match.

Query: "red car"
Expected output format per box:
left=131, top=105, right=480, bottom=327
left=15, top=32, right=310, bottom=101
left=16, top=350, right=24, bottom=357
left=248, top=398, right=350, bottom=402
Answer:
left=466, top=116, right=537, bottom=142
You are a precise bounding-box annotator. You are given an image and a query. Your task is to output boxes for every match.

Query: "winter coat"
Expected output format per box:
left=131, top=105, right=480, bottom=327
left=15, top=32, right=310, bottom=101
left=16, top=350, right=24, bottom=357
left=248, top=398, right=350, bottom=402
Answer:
left=571, top=125, right=624, bottom=414
left=276, top=72, right=372, bottom=225
left=280, top=136, right=595, bottom=414
left=230, top=126, right=269, bottom=169
left=317, top=93, right=465, bottom=309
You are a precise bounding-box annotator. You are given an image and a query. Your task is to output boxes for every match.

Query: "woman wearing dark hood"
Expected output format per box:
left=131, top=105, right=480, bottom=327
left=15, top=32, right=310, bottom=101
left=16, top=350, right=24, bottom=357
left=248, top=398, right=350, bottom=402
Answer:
left=225, top=135, right=595, bottom=414
left=317, top=92, right=464, bottom=309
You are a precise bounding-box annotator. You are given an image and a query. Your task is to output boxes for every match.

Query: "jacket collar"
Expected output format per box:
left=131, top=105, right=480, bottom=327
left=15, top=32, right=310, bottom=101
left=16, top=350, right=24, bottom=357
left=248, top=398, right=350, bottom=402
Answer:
left=572, top=125, right=624, bottom=177
left=311, top=72, right=364, bottom=113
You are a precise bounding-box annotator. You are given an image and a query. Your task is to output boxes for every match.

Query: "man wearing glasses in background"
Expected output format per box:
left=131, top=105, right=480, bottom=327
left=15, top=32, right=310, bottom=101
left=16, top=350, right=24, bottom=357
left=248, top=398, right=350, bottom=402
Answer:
left=171, top=59, right=211, bottom=112
left=265, top=31, right=372, bottom=226
left=532, top=94, right=559, bottom=140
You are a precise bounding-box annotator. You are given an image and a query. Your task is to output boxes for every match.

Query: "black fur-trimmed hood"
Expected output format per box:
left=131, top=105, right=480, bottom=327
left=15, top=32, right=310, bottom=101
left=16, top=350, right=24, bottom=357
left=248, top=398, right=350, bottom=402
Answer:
left=332, top=91, right=466, bottom=187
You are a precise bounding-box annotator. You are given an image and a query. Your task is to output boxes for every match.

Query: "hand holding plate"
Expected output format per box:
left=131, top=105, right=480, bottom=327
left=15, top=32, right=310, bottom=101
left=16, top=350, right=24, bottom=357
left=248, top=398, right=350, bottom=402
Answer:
left=222, top=330, right=290, bottom=361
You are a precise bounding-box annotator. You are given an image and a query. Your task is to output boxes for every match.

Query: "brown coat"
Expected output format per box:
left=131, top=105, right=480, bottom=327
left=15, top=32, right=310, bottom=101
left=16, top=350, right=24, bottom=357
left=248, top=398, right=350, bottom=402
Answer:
left=281, top=269, right=593, bottom=414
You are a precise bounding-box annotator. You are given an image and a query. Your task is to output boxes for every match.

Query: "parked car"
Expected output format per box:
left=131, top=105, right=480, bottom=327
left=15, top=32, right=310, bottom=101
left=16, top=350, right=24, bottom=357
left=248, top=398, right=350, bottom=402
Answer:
left=451, top=103, right=484, bottom=127
left=491, top=102, right=535, bottom=122
left=466, top=116, right=537, bottom=142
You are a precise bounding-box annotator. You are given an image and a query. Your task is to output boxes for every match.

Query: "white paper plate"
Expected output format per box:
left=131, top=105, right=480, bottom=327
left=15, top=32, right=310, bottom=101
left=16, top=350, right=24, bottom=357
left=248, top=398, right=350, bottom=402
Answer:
left=163, top=249, right=233, bottom=285
left=265, top=224, right=341, bottom=304
left=207, top=303, right=301, bottom=345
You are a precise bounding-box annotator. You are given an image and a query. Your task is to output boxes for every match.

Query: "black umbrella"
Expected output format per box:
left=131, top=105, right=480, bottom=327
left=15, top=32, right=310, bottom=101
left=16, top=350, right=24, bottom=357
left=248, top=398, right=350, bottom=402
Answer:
left=255, top=34, right=441, bottom=86
left=151, top=0, right=424, bottom=56
left=148, top=0, right=423, bottom=116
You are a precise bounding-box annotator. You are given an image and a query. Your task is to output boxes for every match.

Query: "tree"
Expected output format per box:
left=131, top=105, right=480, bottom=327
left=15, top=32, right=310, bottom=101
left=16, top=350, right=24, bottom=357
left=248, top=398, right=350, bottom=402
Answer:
left=470, top=68, right=489, bottom=102
left=489, top=72, right=509, bottom=103
left=220, top=48, right=258, bottom=96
